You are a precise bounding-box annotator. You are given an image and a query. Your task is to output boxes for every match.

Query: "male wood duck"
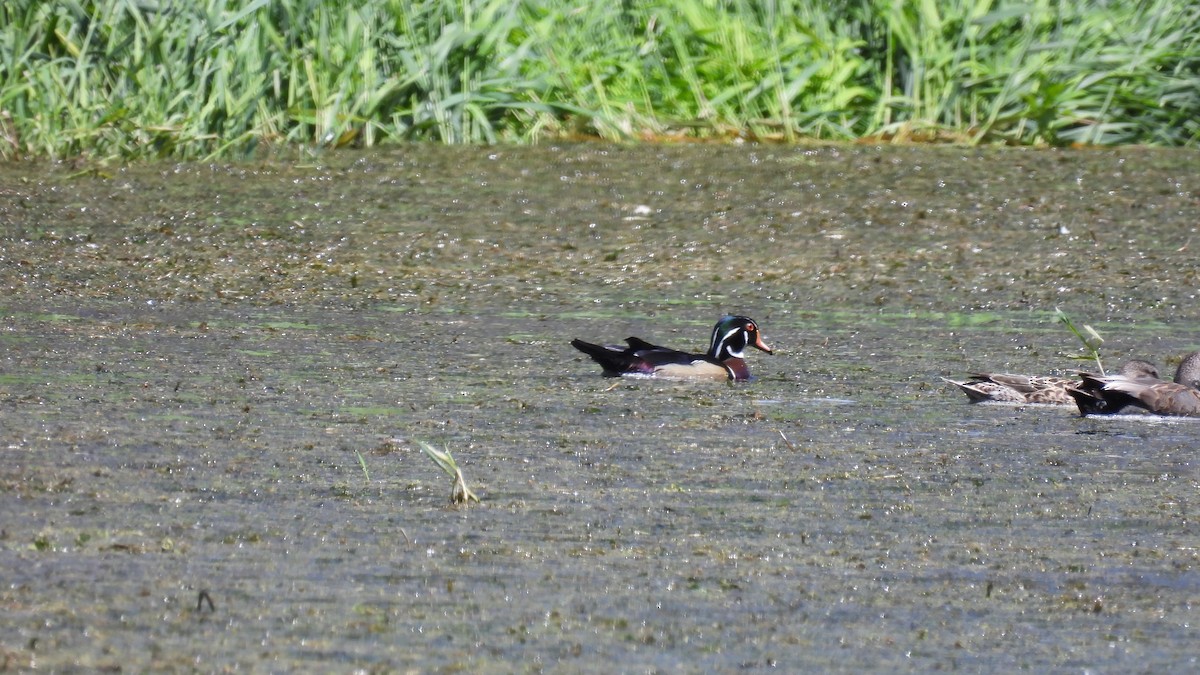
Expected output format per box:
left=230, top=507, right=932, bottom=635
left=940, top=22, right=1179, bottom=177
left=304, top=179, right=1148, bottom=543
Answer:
left=571, top=315, right=772, bottom=381
left=944, top=360, right=1159, bottom=405
left=1068, top=351, right=1200, bottom=417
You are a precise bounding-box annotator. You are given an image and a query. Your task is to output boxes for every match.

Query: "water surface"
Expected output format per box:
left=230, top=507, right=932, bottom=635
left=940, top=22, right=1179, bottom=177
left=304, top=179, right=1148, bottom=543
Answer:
left=1, top=144, right=1198, bottom=672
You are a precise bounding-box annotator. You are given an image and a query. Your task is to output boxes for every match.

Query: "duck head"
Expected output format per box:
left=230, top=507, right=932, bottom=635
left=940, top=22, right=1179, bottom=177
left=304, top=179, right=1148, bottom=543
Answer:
left=708, top=315, right=772, bottom=361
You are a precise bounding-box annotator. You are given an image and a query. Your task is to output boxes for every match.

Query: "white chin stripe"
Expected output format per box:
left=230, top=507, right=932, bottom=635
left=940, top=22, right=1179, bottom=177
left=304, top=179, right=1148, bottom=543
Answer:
left=718, top=327, right=746, bottom=358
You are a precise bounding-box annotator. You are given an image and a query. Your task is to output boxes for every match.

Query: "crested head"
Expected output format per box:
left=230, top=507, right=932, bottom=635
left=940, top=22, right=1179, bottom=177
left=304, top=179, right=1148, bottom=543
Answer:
left=708, top=315, right=773, bottom=360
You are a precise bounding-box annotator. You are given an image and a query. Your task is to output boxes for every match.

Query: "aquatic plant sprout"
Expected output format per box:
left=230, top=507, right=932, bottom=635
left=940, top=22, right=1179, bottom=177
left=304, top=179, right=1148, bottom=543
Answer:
left=354, top=449, right=370, bottom=483
left=416, top=440, right=480, bottom=505
left=1055, top=308, right=1105, bottom=374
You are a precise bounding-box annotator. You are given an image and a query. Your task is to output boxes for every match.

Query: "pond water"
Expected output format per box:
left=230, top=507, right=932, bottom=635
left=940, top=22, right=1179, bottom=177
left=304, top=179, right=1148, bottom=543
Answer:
left=1, top=144, right=1198, bottom=671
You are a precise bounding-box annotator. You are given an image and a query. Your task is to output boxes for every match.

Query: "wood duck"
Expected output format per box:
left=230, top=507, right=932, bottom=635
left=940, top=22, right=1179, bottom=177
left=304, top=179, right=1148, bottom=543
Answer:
left=1068, top=351, right=1200, bottom=417
left=571, top=315, right=772, bottom=381
left=944, top=360, right=1159, bottom=405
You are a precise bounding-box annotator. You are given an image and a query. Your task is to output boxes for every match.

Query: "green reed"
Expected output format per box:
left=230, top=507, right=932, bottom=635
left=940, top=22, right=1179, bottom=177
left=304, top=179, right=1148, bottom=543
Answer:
left=1, top=0, right=1197, bottom=160
left=1055, top=308, right=1105, bottom=374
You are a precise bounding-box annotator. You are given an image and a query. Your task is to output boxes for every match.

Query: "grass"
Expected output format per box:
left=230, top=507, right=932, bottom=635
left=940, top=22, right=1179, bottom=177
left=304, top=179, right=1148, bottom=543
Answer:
left=1, top=0, right=1198, bottom=160
left=354, top=449, right=370, bottom=482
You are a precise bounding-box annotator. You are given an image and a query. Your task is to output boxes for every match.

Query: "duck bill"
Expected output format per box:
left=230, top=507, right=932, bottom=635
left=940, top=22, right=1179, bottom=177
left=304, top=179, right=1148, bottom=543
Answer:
left=753, top=333, right=773, bottom=354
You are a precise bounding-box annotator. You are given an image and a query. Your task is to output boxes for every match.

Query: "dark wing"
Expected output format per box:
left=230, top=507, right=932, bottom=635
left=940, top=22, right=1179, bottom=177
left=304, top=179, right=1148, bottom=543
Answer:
left=571, top=339, right=649, bottom=376
left=1102, top=379, right=1200, bottom=416
left=572, top=337, right=704, bottom=376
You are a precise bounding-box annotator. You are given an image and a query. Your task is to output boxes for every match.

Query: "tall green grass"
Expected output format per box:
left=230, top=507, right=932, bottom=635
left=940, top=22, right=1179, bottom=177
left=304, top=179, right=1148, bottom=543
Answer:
left=1, top=0, right=1197, bottom=159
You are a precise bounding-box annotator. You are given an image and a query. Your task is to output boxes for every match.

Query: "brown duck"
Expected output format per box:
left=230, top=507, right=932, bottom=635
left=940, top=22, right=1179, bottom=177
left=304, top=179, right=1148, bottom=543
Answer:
left=944, top=360, right=1159, bottom=405
left=1068, top=351, right=1200, bottom=417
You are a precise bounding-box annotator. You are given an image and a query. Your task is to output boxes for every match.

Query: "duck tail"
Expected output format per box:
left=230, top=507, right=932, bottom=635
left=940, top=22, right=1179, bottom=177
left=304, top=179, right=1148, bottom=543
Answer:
left=571, top=339, right=630, bottom=377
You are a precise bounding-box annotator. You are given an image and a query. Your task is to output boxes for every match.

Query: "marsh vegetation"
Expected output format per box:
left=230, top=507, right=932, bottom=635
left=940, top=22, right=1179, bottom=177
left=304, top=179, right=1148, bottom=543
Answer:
left=2, top=0, right=1198, bottom=160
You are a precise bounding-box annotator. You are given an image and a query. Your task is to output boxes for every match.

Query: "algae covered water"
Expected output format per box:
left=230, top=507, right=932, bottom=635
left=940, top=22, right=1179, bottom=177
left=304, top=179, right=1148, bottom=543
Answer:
left=1, top=144, right=1198, bottom=671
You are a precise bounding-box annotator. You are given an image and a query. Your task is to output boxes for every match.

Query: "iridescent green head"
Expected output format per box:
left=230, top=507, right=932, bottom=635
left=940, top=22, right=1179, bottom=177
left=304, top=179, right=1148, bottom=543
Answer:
left=708, top=315, right=772, bottom=360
